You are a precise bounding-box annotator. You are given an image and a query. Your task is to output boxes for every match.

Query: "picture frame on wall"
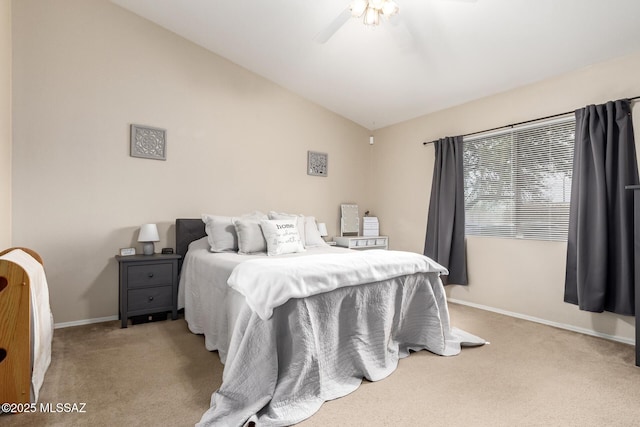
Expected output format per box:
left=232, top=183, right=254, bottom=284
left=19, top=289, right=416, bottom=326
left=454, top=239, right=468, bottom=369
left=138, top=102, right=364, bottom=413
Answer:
left=130, top=124, right=167, bottom=160
left=307, top=151, right=328, bottom=177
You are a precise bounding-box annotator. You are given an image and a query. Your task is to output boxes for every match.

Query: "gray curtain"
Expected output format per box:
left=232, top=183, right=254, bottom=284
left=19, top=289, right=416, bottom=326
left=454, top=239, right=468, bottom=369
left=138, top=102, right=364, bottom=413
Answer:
left=424, top=136, right=468, bottom=285
left=564, top=99, right=639, bottom=315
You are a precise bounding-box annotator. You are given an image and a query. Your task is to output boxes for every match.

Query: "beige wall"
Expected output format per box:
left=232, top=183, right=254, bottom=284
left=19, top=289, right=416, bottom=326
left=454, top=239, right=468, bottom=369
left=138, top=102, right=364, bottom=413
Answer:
left=0, top=0, right=10, bottom=247
left=371, top=52, right=640, bottom=342
left=11, top=0, right=371, bottom=323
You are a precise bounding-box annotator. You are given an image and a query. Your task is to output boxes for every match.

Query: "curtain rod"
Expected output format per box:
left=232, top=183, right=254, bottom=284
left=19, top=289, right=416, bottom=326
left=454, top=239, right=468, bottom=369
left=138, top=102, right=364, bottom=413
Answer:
left=422, top=96, right=640, bottom=146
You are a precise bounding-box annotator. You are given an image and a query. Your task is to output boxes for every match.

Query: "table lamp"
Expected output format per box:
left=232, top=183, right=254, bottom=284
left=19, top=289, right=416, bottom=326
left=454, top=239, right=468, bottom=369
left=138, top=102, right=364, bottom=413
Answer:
left=138, top=223, right=159, bottom=255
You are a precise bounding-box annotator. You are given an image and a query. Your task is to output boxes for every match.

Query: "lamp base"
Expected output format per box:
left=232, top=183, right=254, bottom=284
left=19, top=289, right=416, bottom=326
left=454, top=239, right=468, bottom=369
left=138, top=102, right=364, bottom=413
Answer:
left=142, top=242, right=155, bottom=255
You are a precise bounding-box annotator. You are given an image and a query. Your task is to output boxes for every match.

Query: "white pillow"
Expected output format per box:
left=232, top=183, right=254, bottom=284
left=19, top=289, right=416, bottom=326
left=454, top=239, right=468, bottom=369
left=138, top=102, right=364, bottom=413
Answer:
left=201, top=215, right=237, bottom=252
left=268, top=211, right=306, bottom=244
left=234, top=218, right=267, bottom=254
left=260, top=219, right=306, bottom=256
left=202, top=211, right=267, bottom=253
left=304, top=216, right=329, bottom=247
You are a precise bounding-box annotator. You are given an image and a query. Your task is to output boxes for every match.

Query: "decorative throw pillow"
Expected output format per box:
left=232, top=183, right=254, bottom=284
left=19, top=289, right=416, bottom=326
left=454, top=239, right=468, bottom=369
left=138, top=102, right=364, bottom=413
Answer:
left=234, top=218, right=268, bottom=254
left=304, top=216, right=329, bottom=247
left=268, top=211, right=306, bottom=244
left=201, top=214, right=237, bottom=252
left=260, top=219, right=306, bottom=256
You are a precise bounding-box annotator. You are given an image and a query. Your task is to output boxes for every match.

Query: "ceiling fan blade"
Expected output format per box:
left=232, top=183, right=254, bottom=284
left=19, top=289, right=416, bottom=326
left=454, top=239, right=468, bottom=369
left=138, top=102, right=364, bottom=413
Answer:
left=314, top=7, right=351, bottom=44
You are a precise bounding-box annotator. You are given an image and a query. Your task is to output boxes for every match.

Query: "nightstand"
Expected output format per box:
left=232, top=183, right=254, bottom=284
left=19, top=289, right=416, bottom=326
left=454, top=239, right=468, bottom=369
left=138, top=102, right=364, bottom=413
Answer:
left=116, top=253, right=181, bottom=328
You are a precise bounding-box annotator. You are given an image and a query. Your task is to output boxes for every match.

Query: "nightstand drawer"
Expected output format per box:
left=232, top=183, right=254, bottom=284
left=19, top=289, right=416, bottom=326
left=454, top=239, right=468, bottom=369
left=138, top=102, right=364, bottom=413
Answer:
left=128, top=286, right=172, bottom=312
left=127, top=263, right=173, bottom=288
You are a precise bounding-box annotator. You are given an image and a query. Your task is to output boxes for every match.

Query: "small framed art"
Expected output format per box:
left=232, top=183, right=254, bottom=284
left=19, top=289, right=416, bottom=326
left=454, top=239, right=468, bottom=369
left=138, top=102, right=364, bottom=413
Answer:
left=307, top=151, right=328, bottom=177
left=130, top=124, right=166, bottom=160
left=119, top=247, right=136, bottom=256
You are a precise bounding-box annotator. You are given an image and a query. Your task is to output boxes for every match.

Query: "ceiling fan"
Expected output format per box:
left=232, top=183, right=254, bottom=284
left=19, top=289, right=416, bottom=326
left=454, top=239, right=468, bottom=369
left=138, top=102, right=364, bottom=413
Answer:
left=314, top=0, right=478, bottom=44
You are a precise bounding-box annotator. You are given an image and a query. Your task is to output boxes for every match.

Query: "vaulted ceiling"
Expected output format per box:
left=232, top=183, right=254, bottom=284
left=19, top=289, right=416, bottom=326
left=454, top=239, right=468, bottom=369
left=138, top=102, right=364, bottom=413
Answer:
left=111, top=0, right=640, bottom=129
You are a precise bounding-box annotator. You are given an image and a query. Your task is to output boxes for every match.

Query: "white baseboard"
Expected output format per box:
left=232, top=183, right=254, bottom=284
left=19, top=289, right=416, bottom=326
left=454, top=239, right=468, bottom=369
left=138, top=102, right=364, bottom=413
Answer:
left=54, top=315, right=119, bottom=329
left=448, top=298, right=635, bottom=346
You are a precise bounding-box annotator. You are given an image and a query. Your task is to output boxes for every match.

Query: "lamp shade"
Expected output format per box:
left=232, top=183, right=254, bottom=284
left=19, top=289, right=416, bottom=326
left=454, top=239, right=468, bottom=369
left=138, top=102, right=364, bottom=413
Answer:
left=317, top=222, right=328, bottom=237
left=138, top=224, right=160, bottom=242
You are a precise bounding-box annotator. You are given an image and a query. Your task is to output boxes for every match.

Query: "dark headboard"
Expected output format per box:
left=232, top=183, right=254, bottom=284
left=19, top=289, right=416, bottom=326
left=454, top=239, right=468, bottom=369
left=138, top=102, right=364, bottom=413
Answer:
left=175, top=219, right=206, bottom=269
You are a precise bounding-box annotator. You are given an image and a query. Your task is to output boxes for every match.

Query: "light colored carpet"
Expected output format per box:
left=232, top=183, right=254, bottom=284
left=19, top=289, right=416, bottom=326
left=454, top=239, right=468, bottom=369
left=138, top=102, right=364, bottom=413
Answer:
left=2, top=303, right=640, bottom=426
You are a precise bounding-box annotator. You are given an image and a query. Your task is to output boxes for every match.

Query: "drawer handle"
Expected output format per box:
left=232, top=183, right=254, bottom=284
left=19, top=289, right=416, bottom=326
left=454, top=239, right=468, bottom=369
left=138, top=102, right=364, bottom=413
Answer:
left=148, top=296, right=154, bottom=302
left=147, top=273, right=154, bottom=278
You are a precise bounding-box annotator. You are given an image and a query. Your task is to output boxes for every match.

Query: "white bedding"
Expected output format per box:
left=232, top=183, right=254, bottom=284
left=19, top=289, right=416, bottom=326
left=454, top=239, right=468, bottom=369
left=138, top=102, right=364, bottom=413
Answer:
left=179, top=237, right=485, bottom=426
left=228, top=249, right=447, bottom=320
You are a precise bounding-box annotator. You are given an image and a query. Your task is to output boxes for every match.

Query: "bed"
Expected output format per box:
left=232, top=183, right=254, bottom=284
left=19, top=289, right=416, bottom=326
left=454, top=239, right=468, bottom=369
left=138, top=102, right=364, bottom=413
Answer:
left=176, top=217, right=484, bottom=426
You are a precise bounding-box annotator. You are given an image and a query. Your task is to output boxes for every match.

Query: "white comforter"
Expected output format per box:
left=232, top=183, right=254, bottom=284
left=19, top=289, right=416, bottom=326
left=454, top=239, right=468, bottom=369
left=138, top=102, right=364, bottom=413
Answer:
left=183, top=243, right=485, bottom=427
left=227, top=249, right=448, bottom=320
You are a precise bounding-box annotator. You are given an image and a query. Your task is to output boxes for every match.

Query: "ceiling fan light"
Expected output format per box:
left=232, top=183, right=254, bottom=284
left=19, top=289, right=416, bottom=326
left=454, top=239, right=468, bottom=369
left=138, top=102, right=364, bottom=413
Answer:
left=381, top=1, right=399, bottom=17
left=351, top=0, right=398, bottom=27
left=363, top=7, right=380, bottom=26
left=350, top=0, right=368, bottom=17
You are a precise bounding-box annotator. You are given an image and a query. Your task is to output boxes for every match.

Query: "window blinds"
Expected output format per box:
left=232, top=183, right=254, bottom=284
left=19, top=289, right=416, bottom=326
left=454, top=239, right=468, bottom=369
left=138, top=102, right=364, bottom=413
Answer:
left=463, top=115, right=575, bottom=241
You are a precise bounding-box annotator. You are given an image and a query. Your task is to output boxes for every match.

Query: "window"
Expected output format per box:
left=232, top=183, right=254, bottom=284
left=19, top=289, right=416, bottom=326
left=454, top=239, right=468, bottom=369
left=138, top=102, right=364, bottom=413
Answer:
left=463, top=116, right=575, bottom=241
